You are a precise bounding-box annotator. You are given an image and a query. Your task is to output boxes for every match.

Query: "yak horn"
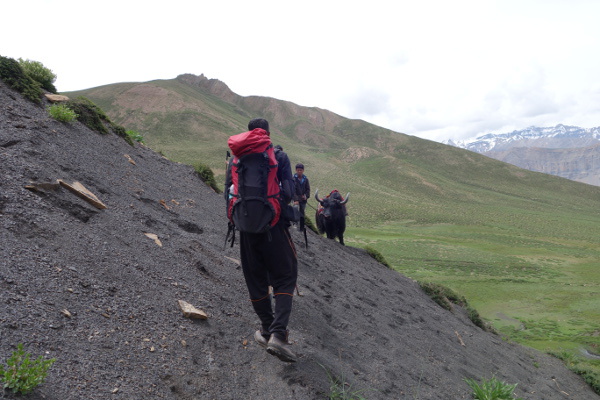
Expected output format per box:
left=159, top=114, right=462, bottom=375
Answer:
left=314, top=189, right=323, bottom=204
left=340, top=192, right=350, bottom=205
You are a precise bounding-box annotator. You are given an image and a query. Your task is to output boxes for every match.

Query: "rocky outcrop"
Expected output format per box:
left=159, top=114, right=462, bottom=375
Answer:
left=177, top=73, right=238, bottom=103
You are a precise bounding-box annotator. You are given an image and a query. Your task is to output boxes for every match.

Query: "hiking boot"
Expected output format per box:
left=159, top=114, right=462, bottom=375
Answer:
left=267, top=334, right=297, bottom=362
left=254, top=330, right=269, bottom=348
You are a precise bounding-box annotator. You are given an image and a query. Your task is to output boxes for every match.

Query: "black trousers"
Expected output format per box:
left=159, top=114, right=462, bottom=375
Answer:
left=239, top=222, right=298, bottom=339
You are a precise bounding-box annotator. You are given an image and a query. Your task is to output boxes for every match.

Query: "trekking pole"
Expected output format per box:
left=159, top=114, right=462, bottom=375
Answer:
left=224, top=222, right=235, bottom=249
left=303, top=226, right=308, bottom=249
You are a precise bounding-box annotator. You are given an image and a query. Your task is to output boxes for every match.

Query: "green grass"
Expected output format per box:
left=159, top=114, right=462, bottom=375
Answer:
left=125, top=129, right=145, bottom=144
left=319, top=364, right=370, bottom=400
left=464, top=376, right=523, bottom=400
left=364, top=245, right=391, bottom=268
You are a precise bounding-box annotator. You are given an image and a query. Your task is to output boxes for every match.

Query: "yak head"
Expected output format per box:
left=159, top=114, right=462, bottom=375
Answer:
left=315, top=189, right=349, bottom=216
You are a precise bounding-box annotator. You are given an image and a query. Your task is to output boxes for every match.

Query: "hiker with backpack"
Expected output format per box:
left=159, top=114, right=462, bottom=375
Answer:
left=224, top=118, right=299, bottom=362
left=293, top=163, right=310, bottom=232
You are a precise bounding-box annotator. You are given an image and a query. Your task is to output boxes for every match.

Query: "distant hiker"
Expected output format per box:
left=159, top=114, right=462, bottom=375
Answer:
left=224, top=118, right=299, bottom=362
left=293, top=163, right=310, bottom=232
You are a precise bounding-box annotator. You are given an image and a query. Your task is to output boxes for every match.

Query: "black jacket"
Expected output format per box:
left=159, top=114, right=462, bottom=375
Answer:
left=293, top=174, right=310, bottom=203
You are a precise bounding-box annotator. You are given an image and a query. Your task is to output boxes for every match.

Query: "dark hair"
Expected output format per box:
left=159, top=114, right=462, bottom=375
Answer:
left=295, top=163, right=304, bottom=170
left=274, top=145, right=283, bottom=151
left=248, top=118, right=269, bottom=133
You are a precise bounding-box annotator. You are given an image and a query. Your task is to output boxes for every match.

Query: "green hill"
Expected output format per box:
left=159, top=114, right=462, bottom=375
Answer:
left=65, top=74, right=600, bottom=227
left=66, top=75, right=600, bottom=386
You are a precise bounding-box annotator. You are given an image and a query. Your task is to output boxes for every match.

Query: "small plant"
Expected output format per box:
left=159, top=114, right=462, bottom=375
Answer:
left=364, top=245, right=391, bottom=268
left=0, top=343, right=55, bottom=395
left=126, top=129, right=145, bottom=144
left=321, top=365, right=368, bottom=400
left=18, top=58, right=57, bottom=93
left=48, top=103, right=78, bottom=122
left=194, top=162, right=221, bottom=193
left=464, top=376, right=523, bottom=400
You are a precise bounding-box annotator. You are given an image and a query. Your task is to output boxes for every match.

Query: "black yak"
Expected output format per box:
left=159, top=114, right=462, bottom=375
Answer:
left=314, top=189, right=350, bottom=245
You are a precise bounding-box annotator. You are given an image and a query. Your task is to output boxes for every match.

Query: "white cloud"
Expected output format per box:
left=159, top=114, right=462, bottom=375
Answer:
left=2, top=0, right=600, bottom=143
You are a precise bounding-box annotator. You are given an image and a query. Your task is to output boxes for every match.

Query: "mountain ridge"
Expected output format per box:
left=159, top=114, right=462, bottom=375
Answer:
left=444, top=124, right=600, bottom=185
left=446, top=124, right=600, bottom=152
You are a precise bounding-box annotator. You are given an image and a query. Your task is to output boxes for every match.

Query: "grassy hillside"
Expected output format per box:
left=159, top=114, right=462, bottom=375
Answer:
left=66, top=77, right=600, bottom=386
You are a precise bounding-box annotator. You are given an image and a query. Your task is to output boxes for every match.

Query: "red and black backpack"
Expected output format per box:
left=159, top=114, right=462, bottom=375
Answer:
left=227, top=128, right=281, bottom=233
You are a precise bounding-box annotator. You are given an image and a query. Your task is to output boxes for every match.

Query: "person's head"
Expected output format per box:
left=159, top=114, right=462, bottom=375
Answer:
left=295, top=163, right=304, bottom=176
left=248, top=118, right=270, bottom=135
left=274, top=144, right=283, bottom=152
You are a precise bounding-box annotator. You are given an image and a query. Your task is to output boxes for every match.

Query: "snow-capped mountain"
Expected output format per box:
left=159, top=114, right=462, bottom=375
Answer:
left=445, top=124, right=600, bottom=153
left=444, top=125, right=600, bottom=187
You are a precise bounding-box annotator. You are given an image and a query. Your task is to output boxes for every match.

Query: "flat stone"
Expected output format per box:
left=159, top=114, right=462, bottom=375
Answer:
left=178, top=300, right=208, bottom=320
left=45, top=94, right=69, bottom=102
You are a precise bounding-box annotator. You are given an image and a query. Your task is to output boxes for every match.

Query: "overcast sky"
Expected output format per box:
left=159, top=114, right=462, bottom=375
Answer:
left=3, top=0, right=600, bottom=142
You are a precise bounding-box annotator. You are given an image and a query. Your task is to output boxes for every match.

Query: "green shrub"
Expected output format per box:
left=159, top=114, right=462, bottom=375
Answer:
left=419, top=281, right=491, bottom=331
left=194, top=162, right=221, bottom=193
left=419, top=281, right=464, bottom=311
left=66, top=96, right=109, bottom=134
left=465, top=376, right=523, bottom=400
left=48, top=103, right=77, bottom=122
left=0, top=55, right=43, bottom=103
left=466, top=305, right=486, bottom=331
left=112, top=124, right=134, bottom=145
left=364, top=245, right=391, bottom=268
left=126, top=129, right=145, bottom=144
left=18, top=58, right=57, bottom=93
left=549, top=349, right=577, bottom=366
left=0, top=343, right=55, bottom=395
left=549, top=350, right=600, bottom=395
left=570, top=364, right=600, bottom=395
left=64, top=96, right=133, bottom=144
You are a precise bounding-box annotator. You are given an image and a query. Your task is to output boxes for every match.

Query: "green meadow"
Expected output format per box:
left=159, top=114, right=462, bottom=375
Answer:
left=346, top=220, right=600, bottom=383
